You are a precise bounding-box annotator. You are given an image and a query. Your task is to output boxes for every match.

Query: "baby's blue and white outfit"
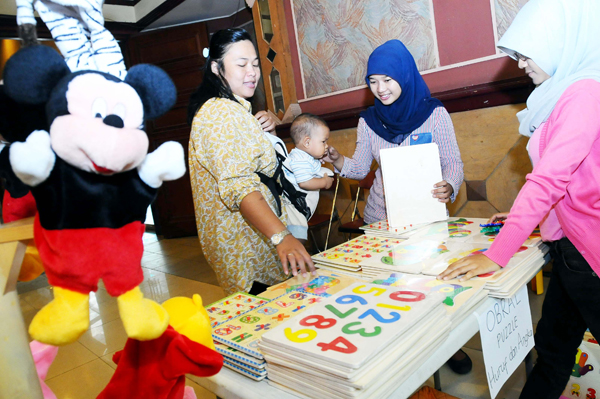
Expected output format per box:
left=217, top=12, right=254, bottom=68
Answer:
left=285, top=148, right=328, bottom=216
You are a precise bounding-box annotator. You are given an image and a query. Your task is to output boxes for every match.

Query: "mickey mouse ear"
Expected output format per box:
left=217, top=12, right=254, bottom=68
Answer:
left=3, top=46, right=70, bottom=104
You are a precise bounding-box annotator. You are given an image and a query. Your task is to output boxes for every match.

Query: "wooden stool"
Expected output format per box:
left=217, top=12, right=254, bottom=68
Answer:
left=530, top=270, right=544, bottom=295
left=0, top=217, right=44, bottom=398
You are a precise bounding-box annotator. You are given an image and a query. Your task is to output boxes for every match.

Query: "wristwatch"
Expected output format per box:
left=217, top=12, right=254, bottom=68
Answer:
left=270, top=229, right=291, bottom=246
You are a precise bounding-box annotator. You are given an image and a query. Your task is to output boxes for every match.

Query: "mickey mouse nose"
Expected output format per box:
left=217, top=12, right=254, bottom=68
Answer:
left=103, top=114, right=124, bottom=128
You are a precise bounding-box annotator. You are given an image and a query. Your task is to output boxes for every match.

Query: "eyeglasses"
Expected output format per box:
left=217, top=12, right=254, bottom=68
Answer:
left=514, top=52, right=528, bottom=62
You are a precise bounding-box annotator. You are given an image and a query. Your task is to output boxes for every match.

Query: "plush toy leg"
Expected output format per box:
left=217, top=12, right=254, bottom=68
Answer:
left=29, top=287, right=90, bottom=346
left=117, top=286, right=169, bottom=340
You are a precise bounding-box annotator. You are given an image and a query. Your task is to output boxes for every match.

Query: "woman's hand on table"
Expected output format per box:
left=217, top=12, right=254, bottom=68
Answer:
left=489, top=212, right=509, bottom=223
left=432, top=180, right=453, bottom=203
left=276, top=235, right=316, bottom=277
left=438, top=254, right=501, bottom=282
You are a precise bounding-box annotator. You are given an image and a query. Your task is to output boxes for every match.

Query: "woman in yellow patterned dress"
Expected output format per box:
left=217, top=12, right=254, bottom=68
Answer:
left=187, top=29, right=315, bottom=295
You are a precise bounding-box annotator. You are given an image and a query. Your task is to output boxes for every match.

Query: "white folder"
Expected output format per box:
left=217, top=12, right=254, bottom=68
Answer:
left=379, top=142, right=448, bottom=227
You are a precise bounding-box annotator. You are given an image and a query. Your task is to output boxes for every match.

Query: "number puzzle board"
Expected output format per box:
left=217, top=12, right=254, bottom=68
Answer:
left=212, top=291, right=324, bottom=359
left=312, top=235, right=404, bottom=270
left=262, top=269, right=363, bottom=299
left=370, top=272, right=487, bottom=317
left=205, top=292, right=269, bottom=328
left=261, top=282, right=444, bottom=369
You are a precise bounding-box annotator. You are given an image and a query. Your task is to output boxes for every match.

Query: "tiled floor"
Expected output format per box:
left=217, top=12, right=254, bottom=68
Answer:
left=15, top=231, right=550, bottom=399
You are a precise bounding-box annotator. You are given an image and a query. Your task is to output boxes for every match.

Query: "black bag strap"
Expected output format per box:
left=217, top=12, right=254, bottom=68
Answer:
left=256, top=153, right=284, bottom=217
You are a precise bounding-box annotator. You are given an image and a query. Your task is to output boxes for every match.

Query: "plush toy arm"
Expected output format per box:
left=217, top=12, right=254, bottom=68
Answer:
left=137, top=141, right=185, bottom=188
left=9, top=130, right=55, bottom=187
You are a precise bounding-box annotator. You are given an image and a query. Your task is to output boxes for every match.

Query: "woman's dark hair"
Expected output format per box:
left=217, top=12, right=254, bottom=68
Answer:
left=187, top=28, right=253, bottom=125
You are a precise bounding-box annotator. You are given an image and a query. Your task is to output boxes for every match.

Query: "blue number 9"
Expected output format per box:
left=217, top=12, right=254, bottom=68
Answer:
left=336, top=295, right=368, bottom=306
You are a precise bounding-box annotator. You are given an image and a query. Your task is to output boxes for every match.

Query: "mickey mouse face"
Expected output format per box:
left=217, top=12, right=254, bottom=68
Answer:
left=50, top=73, right=149, bottom=175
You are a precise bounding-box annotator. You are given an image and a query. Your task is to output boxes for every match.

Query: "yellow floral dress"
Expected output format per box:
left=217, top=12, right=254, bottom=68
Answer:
left=189, top=95, right=287, bottom=295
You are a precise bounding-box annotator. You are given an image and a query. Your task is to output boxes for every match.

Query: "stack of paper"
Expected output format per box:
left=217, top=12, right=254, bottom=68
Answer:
left=260, top=269, right=364, bottom=300
left=210, top=291, right=324, bottom=380
left=370, top=272, right=488, bottom=329
left=259, top=282, right=450, bottom=399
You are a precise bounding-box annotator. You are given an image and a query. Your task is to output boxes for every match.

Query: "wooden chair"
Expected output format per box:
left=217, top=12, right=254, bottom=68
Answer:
left=338, top=170, right=376, bottom=240
left=0, top=216, right=44, bottom=398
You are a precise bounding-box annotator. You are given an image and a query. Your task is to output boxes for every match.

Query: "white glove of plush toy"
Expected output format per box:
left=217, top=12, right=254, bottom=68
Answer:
left=138, top=141, right=186, bottom=188
left=9, top=130, right=56, bottom=186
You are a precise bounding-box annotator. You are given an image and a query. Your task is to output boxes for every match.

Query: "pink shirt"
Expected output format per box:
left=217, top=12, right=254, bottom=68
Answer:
left=485, top=80, right=600, bottom=276
left=527, top=122, right=565, bottom=242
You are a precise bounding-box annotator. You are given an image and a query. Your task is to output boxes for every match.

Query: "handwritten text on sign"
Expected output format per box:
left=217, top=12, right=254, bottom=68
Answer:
left=477, top=285, right=534, bottom=399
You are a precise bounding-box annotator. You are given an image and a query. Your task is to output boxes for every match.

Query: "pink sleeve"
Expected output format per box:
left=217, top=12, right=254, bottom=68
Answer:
left=339, top=118, right=374, bottom=180
left=485, top=86, right=600, bottom=266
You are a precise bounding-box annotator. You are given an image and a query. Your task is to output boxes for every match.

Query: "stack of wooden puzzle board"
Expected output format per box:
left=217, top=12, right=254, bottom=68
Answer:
left=313, top=217, right=548, bottom=298
left=207, top=291, right=325, bottom=380
left=259, top=282, right=450, bottom=399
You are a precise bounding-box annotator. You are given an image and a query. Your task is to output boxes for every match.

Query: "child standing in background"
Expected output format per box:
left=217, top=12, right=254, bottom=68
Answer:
left=282, top=113, right=334, bottom=240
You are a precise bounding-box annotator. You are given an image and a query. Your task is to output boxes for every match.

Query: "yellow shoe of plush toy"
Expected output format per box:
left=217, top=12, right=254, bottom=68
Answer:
left=29, top=287, right=90, bottom=346
left=162, top=294, right=215, bottom=349
left=117, top=286, right=169, bottom=340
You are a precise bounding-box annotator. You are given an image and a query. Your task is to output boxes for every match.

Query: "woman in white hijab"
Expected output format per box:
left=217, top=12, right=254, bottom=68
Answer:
left=439, top=0, right=600, bottom=396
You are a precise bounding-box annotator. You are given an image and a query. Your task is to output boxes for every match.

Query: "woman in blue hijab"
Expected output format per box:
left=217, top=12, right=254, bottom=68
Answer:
left=325, top=40, right=467, bottom=373
left=325, top=40, right=464, bottom=228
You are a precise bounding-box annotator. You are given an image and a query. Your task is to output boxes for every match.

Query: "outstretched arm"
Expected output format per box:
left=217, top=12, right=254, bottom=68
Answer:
left=138, top=141, right=186, bottom=188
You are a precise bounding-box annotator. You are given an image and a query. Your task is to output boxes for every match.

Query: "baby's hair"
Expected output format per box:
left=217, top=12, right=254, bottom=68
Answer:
left=290, top=113, right=328, bottom=145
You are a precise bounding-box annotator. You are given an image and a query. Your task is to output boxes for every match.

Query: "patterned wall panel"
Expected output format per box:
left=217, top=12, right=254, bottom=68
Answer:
left=290, top=0, right=531, bottom=99
left=494, top=0, right=529, bottom=40
left=291, top=0, right=437, bottom=98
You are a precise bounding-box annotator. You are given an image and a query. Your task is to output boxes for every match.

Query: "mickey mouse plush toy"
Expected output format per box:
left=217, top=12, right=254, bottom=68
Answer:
left=3, top=45, right=185, bottom=346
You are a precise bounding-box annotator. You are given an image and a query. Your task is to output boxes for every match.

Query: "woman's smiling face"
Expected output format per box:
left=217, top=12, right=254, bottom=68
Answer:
left=213, top=40, right=261, bottom=99
left=368, top=74, right=402, bottom=105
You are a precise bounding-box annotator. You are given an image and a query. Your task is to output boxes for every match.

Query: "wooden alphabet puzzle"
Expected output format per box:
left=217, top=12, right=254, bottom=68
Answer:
left=205, top=292, right=269, bottom=328
left=212, top=291, right=324, bottom=359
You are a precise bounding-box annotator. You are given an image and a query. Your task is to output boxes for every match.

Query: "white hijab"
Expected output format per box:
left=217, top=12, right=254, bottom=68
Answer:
left=497, top=0, right=600, bottom=137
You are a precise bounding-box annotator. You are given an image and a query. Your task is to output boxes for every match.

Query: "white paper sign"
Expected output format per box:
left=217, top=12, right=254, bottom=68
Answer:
left=379, top=143, right=447, bottom=228
left=476, top=285, right=534, bottom=399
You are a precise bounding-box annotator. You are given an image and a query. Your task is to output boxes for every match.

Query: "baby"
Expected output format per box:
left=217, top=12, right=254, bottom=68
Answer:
left=284, top=113, right=334, bottom=228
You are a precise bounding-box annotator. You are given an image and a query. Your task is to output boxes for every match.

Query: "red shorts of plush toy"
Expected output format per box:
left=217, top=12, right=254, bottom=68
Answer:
left=34, top=216, right=145, bottom=296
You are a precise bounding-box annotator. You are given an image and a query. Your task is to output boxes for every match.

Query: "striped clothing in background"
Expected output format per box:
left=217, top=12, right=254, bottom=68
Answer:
left=339, top=107, right=464, bottom=224
left=16, top=0, right=126, bottom=80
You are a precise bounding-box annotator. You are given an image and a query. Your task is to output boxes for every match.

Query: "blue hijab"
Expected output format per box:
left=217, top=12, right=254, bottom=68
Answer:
left=360, top=40, right=443, bottom=144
